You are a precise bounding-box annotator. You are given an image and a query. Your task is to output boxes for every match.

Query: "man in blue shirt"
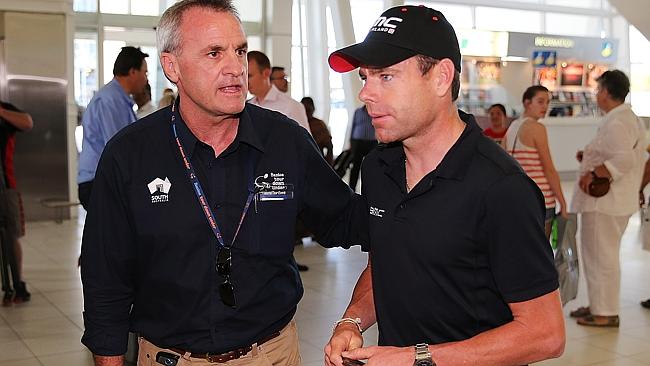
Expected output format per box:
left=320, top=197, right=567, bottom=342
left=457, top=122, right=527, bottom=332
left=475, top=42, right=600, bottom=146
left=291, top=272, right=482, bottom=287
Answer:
left=77, top=46, right=149, bottom=210
left=348, top=105, right=376, bottom=191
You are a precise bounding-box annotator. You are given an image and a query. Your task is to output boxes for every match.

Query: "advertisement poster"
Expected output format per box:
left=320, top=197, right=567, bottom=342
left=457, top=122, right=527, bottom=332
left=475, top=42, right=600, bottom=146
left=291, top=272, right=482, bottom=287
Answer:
left=561, top=63, right=585, bottom=86
left=534, top=67, right=558, bottom=90
left=586, top=64, right=608, bottom=88
left=476, top=61, right=501, bottom=84
left=532, top=51, right=557, bottom=67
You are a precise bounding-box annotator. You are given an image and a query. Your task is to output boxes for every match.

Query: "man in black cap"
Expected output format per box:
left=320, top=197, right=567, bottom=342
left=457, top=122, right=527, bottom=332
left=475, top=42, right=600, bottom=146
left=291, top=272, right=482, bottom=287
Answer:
left=325, top=5, right=565, bottom=366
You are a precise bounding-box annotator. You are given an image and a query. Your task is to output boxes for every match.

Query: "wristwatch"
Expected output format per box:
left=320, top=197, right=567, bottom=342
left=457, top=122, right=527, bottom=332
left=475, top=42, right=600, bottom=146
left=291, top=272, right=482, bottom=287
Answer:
left=413, top=343, right=436, bottom=366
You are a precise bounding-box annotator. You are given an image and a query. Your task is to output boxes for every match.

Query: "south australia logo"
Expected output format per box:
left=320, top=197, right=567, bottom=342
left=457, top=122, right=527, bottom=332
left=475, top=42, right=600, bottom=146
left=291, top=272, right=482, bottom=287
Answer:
left=148, top=177, right=171, bottom=203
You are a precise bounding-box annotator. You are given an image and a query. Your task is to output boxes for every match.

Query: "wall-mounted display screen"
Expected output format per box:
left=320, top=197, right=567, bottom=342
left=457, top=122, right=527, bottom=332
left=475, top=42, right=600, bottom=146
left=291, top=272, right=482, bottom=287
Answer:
left=560, top=63, right=585, bottom=86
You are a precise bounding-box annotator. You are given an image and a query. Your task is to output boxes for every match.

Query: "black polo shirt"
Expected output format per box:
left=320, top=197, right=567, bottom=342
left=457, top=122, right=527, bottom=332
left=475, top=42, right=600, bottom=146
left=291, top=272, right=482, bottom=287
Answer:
left=81, top=102, right=365, bottom=355
left=362, top=113, right=558, bottom=346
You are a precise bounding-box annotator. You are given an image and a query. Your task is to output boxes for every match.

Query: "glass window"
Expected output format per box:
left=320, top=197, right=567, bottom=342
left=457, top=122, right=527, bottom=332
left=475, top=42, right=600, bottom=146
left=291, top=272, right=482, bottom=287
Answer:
left=74, top=33, right=98, bottom=107
left=103, top=40, right=127, bottom=84
left=545, top=13, right=601, bottom=37
left=405, top=2, right=473, bottom=29
left=630, top=64, right=650, bottom=117
left=292, top=0, right=301, bottom=46
left=326, top=6, right=347, bottom=155
left=630, top=26, right=650, bottom=64
left=475, top=7, right=542, bottom=33
left=74, top=0, right=97, bottom=12
left=545, top=0, right=603, bottom=8
left=291, top=46, right=307, bottom=100
left=131, top=0, right=159, bottom=16
left=162, top=1, right=263, bottom=20
left=291, top=0, right=308, bottom=100
left=329, top=104, right=349, bottom=156
left=233, top=0, right=263, bottom=22
left=630, top=26, right=650, bottom=117
left=100, top=0, right=129, bottom=14
left=247, top=35, right=262, bottom=54
left=350, top=0, right=385, bottom=42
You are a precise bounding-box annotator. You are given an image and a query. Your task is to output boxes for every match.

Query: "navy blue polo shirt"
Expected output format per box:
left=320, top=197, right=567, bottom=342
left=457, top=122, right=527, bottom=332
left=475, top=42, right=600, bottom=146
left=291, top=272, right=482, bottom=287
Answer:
left=81, top=101, right=365, bottom=355
left=361, top=113, right=558, bottom=346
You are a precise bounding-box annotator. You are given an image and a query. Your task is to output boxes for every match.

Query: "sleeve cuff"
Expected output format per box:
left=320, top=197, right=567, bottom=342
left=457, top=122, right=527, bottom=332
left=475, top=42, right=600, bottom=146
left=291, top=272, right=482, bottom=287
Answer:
left=502, top=279, right=558, bottom=304
left=603, top=160, right=621, bottom=181
left=81, top=313, right=130, bottom=356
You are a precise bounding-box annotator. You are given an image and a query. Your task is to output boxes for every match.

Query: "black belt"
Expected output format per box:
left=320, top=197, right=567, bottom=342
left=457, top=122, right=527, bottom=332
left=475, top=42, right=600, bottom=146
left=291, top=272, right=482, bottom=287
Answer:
left=168, top=331, right=281, bottom=363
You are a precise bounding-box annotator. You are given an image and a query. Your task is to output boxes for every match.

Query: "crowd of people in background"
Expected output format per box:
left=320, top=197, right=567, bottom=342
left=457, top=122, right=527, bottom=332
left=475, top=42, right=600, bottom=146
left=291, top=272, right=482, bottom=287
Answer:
left=484, top=70, right=647, bottom=328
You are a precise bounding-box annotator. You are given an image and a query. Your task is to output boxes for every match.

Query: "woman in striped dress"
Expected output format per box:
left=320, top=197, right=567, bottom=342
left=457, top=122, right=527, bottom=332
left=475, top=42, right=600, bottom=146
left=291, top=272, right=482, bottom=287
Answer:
left=502, top=85, right=568, bottom=238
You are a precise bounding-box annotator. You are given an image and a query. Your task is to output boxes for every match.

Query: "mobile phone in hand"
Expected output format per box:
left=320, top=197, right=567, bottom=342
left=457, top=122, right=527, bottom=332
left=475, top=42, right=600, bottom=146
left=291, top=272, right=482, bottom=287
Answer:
left=342, top=357, right=365, bottom=366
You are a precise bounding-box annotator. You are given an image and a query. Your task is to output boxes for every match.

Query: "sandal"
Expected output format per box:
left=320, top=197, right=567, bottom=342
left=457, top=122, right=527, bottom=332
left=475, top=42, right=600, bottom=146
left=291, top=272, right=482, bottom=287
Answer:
left=641, top=299, right=650, bottom=309
left=576, top=315, right=619, bottom=328
left=569, top=306, right=591, bottom=318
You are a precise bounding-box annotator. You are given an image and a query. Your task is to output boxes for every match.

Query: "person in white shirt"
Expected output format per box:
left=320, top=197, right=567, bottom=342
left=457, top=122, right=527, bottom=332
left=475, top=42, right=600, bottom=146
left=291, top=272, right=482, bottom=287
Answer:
left=247, top=51, right=311, bottom=134
left=270, top=66, right=289, bottom=93
left=570, top=70, right=646, bottom=327
left=134, top=82, right=155, bottom=118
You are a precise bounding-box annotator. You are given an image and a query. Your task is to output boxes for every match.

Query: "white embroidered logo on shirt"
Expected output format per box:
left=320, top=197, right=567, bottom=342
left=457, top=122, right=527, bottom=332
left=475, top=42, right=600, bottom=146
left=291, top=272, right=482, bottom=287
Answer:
left=370, top=206, right=385, bottom=218
left=148, top=177, right=171, bottom=203
left=255, top=172, right=294, bottom=201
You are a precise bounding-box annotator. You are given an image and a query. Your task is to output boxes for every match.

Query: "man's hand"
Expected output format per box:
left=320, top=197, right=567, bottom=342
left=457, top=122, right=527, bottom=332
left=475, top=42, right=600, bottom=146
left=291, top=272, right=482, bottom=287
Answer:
left=558, top=207, right=569, bottom=219
left=576, top=150, right=584, bottom=162
left=93, top=355, right=124, bottom=366
left=579, top=172, right=592, bottom=194
left=341, top=345, right=414, bottom=366
left=640, top=190, right=646, bottom=207
left=325, top=323, right=364, bottom=366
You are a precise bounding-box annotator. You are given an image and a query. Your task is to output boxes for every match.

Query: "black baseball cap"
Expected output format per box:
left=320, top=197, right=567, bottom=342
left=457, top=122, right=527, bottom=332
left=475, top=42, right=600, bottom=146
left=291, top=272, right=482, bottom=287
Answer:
left=329, top=5, right=461, bottom=73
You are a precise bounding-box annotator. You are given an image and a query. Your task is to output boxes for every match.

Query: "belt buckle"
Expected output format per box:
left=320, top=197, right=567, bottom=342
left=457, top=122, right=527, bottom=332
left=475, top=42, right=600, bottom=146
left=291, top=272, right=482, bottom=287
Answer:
left=205, top=352, right=220, bottom=363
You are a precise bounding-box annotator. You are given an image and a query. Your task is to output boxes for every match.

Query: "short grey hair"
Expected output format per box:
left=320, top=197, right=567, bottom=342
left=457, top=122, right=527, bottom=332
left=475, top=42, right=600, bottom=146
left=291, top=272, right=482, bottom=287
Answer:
left=156, top=0, right=240, bottom=55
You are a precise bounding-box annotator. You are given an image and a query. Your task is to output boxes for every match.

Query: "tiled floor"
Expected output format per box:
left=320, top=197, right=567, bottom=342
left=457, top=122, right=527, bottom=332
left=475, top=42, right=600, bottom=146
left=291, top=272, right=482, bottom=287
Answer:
left=2, top=186, right=650, bottom=365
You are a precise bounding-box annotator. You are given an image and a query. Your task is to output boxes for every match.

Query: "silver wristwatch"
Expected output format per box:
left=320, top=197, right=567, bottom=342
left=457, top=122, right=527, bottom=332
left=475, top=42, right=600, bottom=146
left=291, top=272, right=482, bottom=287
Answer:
left=413, top=343, right=435, bottom=366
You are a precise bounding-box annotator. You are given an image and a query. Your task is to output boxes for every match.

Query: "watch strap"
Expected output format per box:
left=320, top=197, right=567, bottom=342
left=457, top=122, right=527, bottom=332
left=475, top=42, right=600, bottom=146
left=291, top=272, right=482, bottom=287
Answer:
left=414, top=343, right=435, bottom=366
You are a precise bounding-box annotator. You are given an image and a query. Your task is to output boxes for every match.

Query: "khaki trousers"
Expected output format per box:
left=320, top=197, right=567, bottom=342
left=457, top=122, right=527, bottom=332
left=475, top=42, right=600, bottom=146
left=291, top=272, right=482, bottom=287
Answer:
left=138, top=320, right=302, bottom=366
left=580, top=211, right=631, bottom=316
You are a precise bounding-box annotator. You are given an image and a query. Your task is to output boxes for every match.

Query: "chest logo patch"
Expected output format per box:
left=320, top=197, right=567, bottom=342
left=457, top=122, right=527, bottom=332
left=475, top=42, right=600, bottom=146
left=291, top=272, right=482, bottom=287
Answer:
left=148, top=177, right=171, bottom=204
left=370, top=206, right=385, bottom=218
left=255, top=172, right=294, bottom=201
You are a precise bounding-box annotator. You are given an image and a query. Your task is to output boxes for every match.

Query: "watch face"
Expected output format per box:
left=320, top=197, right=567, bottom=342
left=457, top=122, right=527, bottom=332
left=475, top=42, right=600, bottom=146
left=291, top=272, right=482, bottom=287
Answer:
left=415, top=360, right=435, bottom=366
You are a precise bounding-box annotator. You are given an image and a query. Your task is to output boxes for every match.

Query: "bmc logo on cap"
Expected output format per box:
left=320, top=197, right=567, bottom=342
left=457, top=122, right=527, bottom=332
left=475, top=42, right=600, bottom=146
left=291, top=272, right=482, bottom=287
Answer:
left=371, top=16, right=403, bottom=34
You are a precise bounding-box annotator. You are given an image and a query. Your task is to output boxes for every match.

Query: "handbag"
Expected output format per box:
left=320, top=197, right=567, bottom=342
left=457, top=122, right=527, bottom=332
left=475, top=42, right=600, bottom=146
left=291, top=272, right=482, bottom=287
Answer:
left=587, top=174, right=611, bottom=197
left=641, top=206, right=650, bottom=251
left=553, top=213, right=579, bottom=306
left=586, top=137, right=639, bottom=198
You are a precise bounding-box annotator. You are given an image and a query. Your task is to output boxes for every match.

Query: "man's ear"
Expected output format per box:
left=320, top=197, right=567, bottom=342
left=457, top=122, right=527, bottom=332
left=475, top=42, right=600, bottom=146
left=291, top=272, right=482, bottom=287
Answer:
left=433, top=58, right=455, bottom=99
left=262, top=67, right=272, bottom=79
left=161, top=52, right=179, bottom=83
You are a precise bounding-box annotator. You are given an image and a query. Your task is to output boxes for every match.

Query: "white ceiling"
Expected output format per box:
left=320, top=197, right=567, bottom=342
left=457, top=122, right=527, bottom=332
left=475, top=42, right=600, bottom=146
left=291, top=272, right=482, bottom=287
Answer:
left=609, top=0, right=650, bottom=40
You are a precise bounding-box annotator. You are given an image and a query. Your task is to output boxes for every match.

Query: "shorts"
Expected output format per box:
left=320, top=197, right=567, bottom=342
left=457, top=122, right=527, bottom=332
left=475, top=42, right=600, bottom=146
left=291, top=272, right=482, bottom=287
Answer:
left=5, top=189, right=25, bottom=239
